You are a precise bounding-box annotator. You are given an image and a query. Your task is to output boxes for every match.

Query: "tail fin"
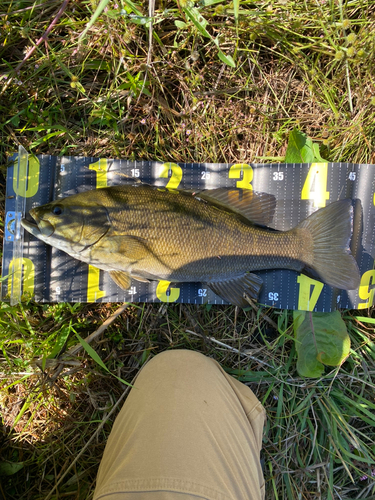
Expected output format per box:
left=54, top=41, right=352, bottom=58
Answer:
left=297, top=199, right=360, bottom=290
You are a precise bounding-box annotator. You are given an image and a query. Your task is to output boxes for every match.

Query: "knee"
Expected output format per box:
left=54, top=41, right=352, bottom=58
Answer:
left=150, top=349, right=207, bottom=365
left=142, top=349, right=215, bottom=377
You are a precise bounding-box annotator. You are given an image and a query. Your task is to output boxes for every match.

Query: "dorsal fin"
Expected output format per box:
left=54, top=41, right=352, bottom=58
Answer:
left=196, top=189, right=276, bottom=226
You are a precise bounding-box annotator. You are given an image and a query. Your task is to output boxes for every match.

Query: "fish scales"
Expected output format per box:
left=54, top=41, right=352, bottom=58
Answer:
left=99, top=187, right=308, bottom=281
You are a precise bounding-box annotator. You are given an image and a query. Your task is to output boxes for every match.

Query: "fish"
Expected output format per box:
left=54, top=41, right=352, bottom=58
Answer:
left=21, top=184, right=361, bottom=307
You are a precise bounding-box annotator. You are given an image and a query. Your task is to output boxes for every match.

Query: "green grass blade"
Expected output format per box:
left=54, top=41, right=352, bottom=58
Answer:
left=79, top=0, right=111, bottom=40
left=233, top=0, right=239, bottom=25
left=75, top=333, right=132, bottom=387
left=183, top=6, right=211, bottom=38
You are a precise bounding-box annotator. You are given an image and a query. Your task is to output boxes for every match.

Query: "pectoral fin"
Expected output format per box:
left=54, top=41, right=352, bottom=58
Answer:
left=109, top=271, right=151, bottom=290
left=208, top=273, right=263, bottom=308
left=109, top=235, right=150, bottom=260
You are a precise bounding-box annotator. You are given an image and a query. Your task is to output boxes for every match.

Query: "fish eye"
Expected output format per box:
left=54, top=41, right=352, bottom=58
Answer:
left=52, top=205, right=63, bottom=216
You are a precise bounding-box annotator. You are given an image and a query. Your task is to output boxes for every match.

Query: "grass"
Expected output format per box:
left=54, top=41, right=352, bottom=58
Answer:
left=1, top=0, right=375, bottom=499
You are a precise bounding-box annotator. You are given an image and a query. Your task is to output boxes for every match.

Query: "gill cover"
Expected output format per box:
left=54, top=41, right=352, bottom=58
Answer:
left=29, top=200, right=111, bottom=253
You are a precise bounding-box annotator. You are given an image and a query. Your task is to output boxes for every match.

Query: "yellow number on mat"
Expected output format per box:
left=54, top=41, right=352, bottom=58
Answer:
left=13, top=156, right=40, bottom=198
left=228, top=163, right=253, bottom=190
left=89, top=159, right=108, bottom=188
left=358, top=270, right=375, bottom=309
left=301, top=163, right=329, bottom=208
left=159, top=163, right=183, bottom=189
left=156, top=280, right=180, bottom=303
left=297, top=274, right=324, bottom=311
left=8, top=258, right=35, bottom=298
left=87, top=266, right=106, bottom=302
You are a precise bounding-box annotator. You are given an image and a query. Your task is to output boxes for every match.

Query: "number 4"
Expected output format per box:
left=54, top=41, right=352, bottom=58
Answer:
left=301, top=163, right=329, bottom=208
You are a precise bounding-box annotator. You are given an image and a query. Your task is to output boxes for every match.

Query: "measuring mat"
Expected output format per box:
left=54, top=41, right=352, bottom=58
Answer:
left=2, top=147, right=375, bottom=311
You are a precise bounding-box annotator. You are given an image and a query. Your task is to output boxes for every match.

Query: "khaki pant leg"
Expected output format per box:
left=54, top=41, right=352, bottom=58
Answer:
left=94, top=350, right=266, bottom=500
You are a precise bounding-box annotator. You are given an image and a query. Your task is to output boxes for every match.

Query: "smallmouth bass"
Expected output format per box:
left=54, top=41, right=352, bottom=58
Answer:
left=21, top=185, right=360, bottom=307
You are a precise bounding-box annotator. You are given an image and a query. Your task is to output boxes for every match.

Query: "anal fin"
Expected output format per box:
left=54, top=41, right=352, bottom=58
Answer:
left=207, top=273, right=263, bottom=308
left=132, top=274, right=151, bottom=283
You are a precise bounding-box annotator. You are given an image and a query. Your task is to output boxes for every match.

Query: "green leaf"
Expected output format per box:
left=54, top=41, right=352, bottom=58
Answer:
left=47, top=325, right=72, bottom=359
left=183, top=6, right=235, bottom=68
left=75, top=332, right=112, bottom=372
left=79, top=0, right=142, bottom=40
left=75, top=333, right=132, bottom=386
left=29, top=132, right=65, bottom=147
left=285, top=128, right=327, bottom=163
left=175, top=20, right=188, bottom=28
left=30, top=131, right=66, bottom=148
left=123, top=0, right=143, bottom=16
left=127, top=14, right=152, bottom=26
left=285, top=128, right=315, bottom=163
left=79, top=0, right=111, bottom=39
left=218, top=50, right=236, bottom=67
left=233, top=0, right=239, bottom=23
left=199, top=0, right=223, bottom=5
left=353, top=316, right=375, bottom=324
left=0, top=462, right=24, bottom=476
left=312, top=142, right=326, bottom=162
left=184, top=6, right=210, bottom=38
left=293, top=310, right=351, bottom=378
left=10, top=115, right=20, bottom=127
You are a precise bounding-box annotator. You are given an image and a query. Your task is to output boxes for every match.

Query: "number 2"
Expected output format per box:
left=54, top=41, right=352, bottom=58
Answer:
left=159, top=163, right=183, bottom=189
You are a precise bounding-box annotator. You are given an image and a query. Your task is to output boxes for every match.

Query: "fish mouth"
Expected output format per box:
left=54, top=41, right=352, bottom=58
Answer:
left=21, top=210, right=55, bottom=238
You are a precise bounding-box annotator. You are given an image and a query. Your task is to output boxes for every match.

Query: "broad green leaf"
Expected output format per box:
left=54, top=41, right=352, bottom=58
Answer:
left=218, top=50, right=236, bottom=68
left=0, top=462, right=24, bottom=476
left=285, top=128, right=327, bottom=163
left=293, top=310, right=351, bottom=378
left=285, top=128, right=315, bottom=163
